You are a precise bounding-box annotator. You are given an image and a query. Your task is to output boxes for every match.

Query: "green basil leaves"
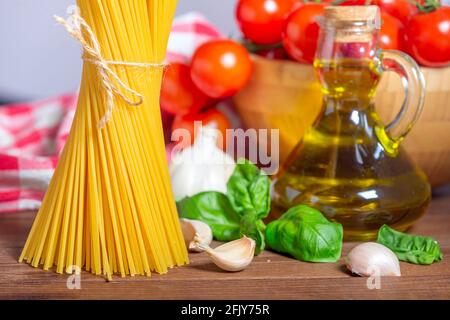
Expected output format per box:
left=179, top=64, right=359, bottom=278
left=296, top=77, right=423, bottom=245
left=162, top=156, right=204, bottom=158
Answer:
left=377, top=225, right=443, bottom=265
left=227, top=160, right=271, bottom=218
left=177, top=158, right=443, bottom=266
left=265, top=205, right=343, bottom=262
left=177, top=160, right=270, bottom=255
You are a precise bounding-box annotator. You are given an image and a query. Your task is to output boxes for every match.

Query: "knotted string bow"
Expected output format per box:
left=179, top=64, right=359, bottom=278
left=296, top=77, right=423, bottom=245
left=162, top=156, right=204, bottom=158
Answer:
left=54, top=13, right=166, bottom=129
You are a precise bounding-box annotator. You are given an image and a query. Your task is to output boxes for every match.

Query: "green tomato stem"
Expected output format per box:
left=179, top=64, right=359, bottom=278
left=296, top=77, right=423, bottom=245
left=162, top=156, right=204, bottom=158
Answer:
left=415, top=0, right=441, bottom=13
left=241, top=38, right=283, bottom=54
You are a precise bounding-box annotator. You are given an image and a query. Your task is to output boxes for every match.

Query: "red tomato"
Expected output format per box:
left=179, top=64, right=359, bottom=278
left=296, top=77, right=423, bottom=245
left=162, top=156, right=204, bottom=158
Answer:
left=404, top=7, right=450, bottom=67
left=379, top=13, right=404, bottom=51
left=171, top=108, right=232, bottom=149
left=236, top=0, right=299, bottom=45
left=160, top=63, right=211, bottom=116
left=375, top=0, right=418, bottom=25
left=282, top=3, right=326, bottom=64
left=190, top=40, right=253, bottom=99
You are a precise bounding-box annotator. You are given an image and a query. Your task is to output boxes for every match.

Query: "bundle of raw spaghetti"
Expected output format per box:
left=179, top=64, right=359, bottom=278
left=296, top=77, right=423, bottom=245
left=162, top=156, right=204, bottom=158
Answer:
left=19, top=0, right=188, bottom=280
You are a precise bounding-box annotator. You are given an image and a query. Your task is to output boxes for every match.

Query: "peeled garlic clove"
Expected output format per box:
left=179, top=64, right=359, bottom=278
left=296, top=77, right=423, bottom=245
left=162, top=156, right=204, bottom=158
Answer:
left=180, top=218, right=213, bottom=253
left=202, top=236, right=256, bottom=272
left=346, top=242, right=401, bottom=277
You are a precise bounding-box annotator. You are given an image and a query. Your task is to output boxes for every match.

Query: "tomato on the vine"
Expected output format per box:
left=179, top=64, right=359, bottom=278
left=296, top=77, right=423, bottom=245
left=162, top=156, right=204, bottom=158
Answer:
left=171, top=108, right=232, bottom=149
left=236, top=0, right=299, bottom=45
left=160, top=63, right=211, bottom=116
left=375, top=0, right=418, bottom=26
left=404, top=6, right=450, bottom=67
left=282, top=3, right=326, bottom=64
left=379, top=13, right=404, bottom=51
left=190, top=39, right=253, bottom=99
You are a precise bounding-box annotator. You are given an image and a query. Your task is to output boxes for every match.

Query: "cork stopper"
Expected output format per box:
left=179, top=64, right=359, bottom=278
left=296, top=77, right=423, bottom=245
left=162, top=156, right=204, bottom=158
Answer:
left=323, top=5, right=381, bottom=42
left=325, top=5, right=381, bottom=26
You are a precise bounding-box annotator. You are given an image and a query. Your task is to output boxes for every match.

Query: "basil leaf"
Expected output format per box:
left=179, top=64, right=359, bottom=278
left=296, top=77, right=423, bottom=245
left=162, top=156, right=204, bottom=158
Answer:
left=377, top=225, right=443, bottom=265
left=239, top=214, right=266, bottom=255
left=177, top=192, right=241, bottom=241
left=266, top=205, right=343, bottom=262
left=227, top=159, right=271, bottom=219
left=283, top=204, right=329, bottom=223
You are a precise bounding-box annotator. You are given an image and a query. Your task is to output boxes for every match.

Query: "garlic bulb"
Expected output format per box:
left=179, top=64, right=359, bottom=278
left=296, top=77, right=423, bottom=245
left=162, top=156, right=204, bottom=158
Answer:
left=346, top=242, right=401, bottom=277
left=198, top=236, right=255, bottom=272
left=180, top=218, right=213, bottom=252
left=169, top=125, right=236, bottom=200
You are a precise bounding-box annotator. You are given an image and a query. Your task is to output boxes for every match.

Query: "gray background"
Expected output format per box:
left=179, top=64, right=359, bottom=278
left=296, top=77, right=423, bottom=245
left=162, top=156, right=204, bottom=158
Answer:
left=0, top=0, right=237, bottom=102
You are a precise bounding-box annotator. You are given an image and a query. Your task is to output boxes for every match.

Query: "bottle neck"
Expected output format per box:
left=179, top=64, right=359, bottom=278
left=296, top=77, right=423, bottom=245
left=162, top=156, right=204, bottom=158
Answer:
left=314, top=56, right=381, bottom=113
left=315, top=18, right=382, bottom=114
left=323, top=96, right=373, bottom=113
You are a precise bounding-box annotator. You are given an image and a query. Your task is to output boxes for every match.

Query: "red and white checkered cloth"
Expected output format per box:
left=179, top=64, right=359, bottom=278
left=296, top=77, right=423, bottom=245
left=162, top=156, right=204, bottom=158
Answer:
left=0, top=12, right=222, bottom=213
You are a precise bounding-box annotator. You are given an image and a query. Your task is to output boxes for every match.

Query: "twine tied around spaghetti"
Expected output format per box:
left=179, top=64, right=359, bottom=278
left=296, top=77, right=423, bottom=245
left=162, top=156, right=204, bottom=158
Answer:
left=54, top=13, right=166, bottom=129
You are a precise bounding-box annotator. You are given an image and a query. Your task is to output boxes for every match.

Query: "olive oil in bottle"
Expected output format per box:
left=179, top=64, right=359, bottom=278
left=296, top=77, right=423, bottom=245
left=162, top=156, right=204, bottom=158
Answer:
left=271, top=6, right=430, bottom=240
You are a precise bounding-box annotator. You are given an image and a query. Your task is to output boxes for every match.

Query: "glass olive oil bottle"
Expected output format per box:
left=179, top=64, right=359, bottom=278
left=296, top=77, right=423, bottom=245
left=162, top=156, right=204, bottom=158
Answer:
left=272, top=6, right=431, bottom=240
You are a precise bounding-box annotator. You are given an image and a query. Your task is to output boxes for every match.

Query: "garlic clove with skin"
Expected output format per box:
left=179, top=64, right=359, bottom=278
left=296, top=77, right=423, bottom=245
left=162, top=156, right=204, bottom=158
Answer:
left=198, top=236, right=256, bottom=272
left=180, top=218, right=213, bottom=253
left=346, top=242, right=401, bottom=277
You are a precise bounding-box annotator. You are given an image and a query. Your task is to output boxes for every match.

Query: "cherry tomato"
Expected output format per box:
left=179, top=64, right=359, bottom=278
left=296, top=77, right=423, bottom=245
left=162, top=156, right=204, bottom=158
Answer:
left=282, top=3, right=326, bottom=64
left=160, top=63, right=211, bottom=116
left=236, top=0, right=299, bottom=45
left=379, top=13, right=404, bottom=51
left=171, top=108, right=232, bottom=149
left=190, top=40, right=253, bottom=99
left=375, top=0, right=418, bottom=26
left=404, top=7, right=450, bottom=67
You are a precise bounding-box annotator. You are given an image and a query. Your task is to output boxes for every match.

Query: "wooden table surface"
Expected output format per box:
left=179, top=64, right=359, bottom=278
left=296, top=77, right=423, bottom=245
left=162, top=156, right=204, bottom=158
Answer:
left=1, top=189, right=449, bottom=300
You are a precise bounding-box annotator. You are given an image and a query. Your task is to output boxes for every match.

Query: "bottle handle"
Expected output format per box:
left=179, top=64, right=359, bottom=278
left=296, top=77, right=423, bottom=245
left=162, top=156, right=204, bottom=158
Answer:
left=375, top=50, right=426, bottom=156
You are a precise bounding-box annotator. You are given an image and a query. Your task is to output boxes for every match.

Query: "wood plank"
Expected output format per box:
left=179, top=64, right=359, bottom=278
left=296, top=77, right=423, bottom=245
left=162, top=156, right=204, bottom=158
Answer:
left=0, top=191, right=449, bottom=300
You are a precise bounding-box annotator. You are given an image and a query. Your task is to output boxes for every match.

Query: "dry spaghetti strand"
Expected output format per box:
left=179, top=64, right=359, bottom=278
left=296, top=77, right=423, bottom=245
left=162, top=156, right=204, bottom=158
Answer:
left=19, top=0, right=188, bottom=280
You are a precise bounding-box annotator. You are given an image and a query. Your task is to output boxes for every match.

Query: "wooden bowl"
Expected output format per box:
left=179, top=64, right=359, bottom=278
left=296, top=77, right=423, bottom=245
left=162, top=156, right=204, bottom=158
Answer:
left=234, top=55, right=450, bottom=187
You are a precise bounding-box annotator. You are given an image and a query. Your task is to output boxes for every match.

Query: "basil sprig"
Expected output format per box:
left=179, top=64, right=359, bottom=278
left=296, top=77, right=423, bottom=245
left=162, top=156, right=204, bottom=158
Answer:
left=377, top=225, right=443, bottom=265
left=177, top=160, right=270, bottom=255
left=265, top=205, right=343, bottom=262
